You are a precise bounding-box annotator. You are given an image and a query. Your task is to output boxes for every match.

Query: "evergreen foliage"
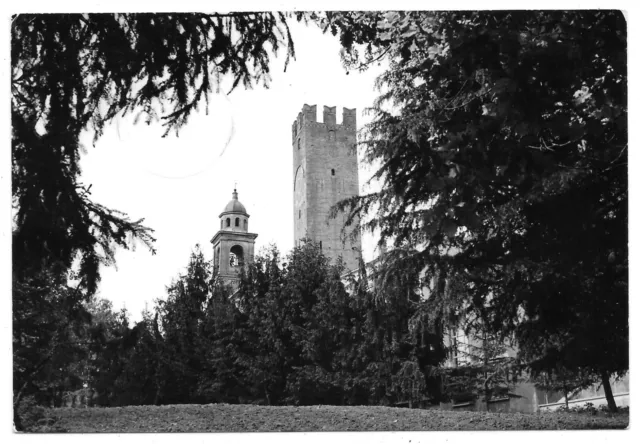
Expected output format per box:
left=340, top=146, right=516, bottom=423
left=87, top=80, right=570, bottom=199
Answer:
left=202, top=241, right=446, bottom=406
left=12, top=12, right=294, bottom=291
left=530, top=366, right=598, bottom=410
left=12, top=12, right=295, bottom=421
left=13, top=270, right=91, bottom=419
left=327, top=11, right=628, bottom=411
left=34, top=243, right=446, bottom=410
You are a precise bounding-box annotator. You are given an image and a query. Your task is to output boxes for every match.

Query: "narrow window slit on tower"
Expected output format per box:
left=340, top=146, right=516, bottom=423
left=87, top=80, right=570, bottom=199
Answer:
left=226, top=218, right=230, bottom=227
left=235, top=217, right=240, bottom=227
left=331, top=169, right=335, bottom=176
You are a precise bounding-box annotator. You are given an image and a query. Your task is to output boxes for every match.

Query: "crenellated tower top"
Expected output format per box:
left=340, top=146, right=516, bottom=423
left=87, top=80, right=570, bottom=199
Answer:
left=291, top=104, right=357, bottom=142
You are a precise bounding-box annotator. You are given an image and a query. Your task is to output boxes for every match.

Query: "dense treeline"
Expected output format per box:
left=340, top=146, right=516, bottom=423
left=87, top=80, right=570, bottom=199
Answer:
left=23, top=243, right=446, bottom=410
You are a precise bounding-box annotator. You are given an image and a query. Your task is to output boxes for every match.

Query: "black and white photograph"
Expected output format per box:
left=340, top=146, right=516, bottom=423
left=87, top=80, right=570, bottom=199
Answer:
left=8, top=2, right=630, bottom=435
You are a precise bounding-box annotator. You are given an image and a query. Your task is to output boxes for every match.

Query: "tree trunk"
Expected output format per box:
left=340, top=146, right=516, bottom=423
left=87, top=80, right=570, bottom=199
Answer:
left=264, top=382, right=271, bottom=406
left=601, top=371, right=618, bottom=413
left=484, top=373, right=494, bottom=410
left=562, top=374, right=569, bottom=410
left=12, top=381, right=29, bottom=431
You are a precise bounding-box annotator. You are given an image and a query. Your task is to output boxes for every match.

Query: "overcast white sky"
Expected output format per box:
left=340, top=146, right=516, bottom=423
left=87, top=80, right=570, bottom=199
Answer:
left=78, top=20, right=387, bottom=320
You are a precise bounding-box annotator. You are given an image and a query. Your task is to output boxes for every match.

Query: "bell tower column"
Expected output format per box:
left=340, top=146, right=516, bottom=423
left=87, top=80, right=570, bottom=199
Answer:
left=211, top=188, right=258, bottom=286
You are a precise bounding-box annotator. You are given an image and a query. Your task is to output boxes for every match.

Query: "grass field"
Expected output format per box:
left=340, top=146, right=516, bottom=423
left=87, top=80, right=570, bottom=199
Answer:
left=37, top=403, right=629, bottom=432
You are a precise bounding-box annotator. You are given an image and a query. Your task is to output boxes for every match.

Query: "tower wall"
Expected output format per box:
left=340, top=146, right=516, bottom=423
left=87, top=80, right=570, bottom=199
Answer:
left=212, top=232, right=258, bottom=283
left=211, top=189, right=257, bottom=286
left=292, top=104, right=361, bottom=271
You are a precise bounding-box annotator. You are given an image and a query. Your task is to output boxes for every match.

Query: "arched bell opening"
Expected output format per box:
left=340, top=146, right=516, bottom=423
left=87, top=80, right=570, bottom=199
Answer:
left=229, top=244, right=245, bottom=267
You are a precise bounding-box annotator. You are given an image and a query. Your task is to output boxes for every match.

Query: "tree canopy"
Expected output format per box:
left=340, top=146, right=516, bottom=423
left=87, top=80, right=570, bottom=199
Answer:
left=331, top=11, right=627, bottom=410
left=12, top=12, right=295, bottom=292
left=12, top=12, right=296, bottom=421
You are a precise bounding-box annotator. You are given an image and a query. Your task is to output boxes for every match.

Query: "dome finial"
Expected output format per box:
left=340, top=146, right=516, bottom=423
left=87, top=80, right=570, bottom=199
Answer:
left=220, top=183, right=247, bottom=216
left=232, top=183, right=238, bottom=200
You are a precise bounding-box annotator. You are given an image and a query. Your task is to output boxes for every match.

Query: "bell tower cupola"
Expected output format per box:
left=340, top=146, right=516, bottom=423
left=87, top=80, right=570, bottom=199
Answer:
left=219, top=188, right=250, bottom=233
left=211, top=188, right=258, bottom=285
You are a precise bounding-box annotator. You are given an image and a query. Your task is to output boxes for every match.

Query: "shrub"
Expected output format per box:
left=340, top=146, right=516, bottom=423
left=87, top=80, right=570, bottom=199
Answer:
left=14, top=395, right=65, bottom=432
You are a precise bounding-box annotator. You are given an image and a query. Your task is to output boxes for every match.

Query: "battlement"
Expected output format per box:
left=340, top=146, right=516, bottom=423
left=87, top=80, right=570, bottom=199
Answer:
left=291, top=104, right=357, bottom=140
left=342, top=107, right=356, bottom=127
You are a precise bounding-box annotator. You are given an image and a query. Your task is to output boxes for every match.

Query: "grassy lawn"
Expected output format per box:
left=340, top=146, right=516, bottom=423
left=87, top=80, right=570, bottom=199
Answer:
left=34, top=403, right=629, bottom=432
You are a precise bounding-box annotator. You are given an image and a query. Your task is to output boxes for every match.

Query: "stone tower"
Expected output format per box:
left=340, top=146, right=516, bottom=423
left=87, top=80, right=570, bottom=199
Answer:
left=292, top=104, right=362, bottom=272
left=211, top=188, right=258, bottom=284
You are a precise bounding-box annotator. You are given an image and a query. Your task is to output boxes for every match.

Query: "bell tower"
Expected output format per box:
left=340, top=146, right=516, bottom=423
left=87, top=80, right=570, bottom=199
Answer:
left=211, top=188, right=258, bottom=285
left=292, top=104, right=361, bottom=272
